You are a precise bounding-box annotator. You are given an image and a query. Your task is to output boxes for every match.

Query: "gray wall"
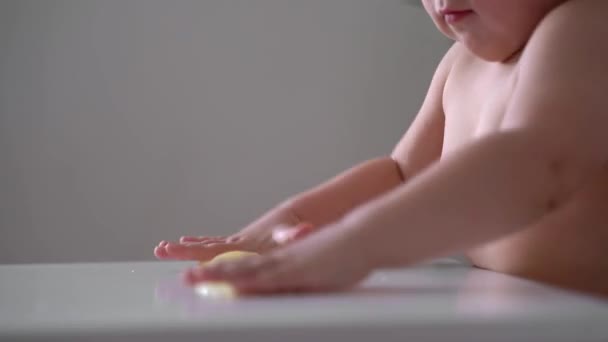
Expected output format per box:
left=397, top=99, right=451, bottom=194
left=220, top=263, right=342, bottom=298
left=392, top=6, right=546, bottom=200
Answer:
left=0, top=0, right=450, bottom=263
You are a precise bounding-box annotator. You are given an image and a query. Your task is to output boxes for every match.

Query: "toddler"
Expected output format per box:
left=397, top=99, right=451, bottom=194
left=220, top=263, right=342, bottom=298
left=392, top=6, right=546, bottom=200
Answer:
left=155, top=0, right=608, bottom=296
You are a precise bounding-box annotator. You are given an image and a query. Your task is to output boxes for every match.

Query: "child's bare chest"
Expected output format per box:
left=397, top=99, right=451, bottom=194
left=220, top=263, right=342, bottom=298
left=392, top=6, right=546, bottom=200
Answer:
left=441, top=59, right=519, bottom=155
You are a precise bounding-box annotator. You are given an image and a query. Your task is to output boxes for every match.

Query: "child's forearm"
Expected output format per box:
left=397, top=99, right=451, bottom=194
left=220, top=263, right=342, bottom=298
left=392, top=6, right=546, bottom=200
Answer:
left=343, top=131, right=599, bottom=267
left=280, top=157, right=406, bottom=227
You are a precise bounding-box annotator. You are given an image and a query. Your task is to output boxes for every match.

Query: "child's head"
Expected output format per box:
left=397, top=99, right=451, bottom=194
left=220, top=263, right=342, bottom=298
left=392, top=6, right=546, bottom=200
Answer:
left=422, top=0, right=566, bottom=61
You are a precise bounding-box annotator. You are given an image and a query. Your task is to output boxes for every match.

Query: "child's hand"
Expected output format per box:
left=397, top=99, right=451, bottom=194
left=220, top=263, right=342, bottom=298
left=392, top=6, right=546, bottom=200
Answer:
left=153, top=212, right=314, bottom=262
left=182, top=222, right=374, bottom=294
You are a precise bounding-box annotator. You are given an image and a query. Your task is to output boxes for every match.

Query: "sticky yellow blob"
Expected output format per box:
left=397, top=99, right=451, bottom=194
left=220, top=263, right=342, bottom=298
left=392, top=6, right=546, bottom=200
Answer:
left=195, top=250, right=259, bottom=299
left=194, top=281, right=237, bottom=299
left=198, top=250, right=260, bottom=266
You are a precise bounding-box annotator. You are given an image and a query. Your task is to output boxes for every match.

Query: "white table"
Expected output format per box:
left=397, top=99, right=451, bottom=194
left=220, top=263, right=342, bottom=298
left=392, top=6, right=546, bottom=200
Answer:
left=1, top=259, right=607, bottom=342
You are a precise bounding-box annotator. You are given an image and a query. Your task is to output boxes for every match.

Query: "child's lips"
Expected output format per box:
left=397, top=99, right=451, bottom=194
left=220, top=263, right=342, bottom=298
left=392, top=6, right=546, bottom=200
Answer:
left=440, top=9, right=474, bottom=24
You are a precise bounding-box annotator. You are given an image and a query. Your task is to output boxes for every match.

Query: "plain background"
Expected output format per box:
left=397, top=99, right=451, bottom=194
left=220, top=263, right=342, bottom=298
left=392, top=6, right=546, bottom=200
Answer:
left=0, top=0, right=450, bottom=264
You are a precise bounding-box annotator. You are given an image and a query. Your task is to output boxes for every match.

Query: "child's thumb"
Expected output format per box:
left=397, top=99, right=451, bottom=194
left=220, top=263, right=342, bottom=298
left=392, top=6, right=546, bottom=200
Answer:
left=272, top=223, right=314, bottom=245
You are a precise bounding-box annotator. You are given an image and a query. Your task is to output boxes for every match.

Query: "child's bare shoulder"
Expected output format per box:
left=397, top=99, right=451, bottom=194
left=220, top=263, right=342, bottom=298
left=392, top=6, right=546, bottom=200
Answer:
left=544, top=0, right=607, bottom=22
left=502, top=0, right=608, bottom=159
left=512, top=0, right=608, bottom=97
left=525, top=0, right=608, bottom=57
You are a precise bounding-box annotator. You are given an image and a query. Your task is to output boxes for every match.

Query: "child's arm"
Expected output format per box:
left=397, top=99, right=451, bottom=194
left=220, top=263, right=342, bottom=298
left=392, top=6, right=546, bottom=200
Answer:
left=283, top=44, right=457, bottom=228
left=156, top=44, right=457, bottom=260
left=184, top=2, right=608, bottom=292
left=346, top=2, right=608, bottom=267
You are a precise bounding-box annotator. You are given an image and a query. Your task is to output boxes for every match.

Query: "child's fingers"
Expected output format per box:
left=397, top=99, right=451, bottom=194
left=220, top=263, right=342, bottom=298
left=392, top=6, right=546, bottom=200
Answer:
left=163, top=241, right=237, bottom=260
left=154, top=245, right=170, bottom=259
left=154, top=241, right=171, bottom=259
left=179, top=236, right=225, bottom=243
left=183, top=254, right=277, bottom=285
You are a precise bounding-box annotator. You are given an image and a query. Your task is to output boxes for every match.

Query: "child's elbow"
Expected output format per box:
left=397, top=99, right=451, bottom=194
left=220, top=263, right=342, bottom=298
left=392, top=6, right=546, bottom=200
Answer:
left=502, top=129, right=606, bottom=212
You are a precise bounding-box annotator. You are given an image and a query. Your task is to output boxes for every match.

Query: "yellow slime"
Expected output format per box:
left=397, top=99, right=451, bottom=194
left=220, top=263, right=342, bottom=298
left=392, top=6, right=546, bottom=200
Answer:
left=195, top=250, right=259, bottom=299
